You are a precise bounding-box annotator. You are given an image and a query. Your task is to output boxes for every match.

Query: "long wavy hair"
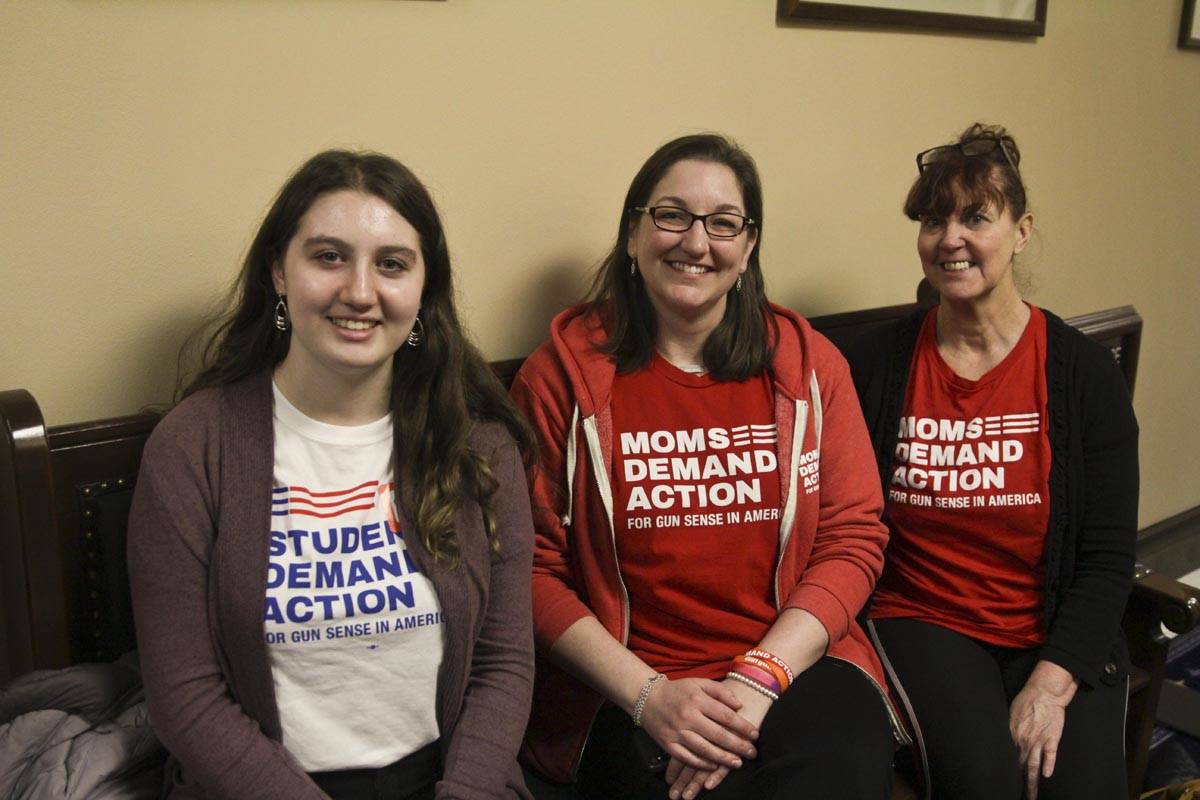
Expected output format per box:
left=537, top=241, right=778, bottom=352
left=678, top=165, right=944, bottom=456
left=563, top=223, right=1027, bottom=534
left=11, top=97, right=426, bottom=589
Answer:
left=183, top=150, right=533, bottom=567
left=586, top=133, right=775, bottom=380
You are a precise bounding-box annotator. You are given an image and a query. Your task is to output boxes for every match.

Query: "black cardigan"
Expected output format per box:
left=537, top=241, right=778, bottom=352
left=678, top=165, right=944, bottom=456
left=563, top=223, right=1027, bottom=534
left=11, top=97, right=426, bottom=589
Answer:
left=845, top=307, right=1139, bottom=688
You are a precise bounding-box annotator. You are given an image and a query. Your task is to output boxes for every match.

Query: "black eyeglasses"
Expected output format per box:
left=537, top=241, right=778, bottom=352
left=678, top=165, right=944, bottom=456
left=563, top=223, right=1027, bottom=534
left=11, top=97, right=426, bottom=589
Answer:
left=630, top=206, right=755, bottom=239
left=916, top=135, right=1020, bottom=176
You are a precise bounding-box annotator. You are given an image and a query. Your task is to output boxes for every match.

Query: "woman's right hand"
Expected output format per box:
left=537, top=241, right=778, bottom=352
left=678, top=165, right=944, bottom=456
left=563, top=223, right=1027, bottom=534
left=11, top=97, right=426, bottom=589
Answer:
left=639, top=677, right=759, bottom=770
left=664, top=675, right=774, bottom=799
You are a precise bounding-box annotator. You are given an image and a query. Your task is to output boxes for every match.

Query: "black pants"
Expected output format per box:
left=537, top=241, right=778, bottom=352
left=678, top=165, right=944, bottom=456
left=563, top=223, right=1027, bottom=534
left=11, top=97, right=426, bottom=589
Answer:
left=872, top=618, right=1127, bottom=800
left=534, top=657, right=893, bottom=799
left=309, top=741, right=440, bottom=800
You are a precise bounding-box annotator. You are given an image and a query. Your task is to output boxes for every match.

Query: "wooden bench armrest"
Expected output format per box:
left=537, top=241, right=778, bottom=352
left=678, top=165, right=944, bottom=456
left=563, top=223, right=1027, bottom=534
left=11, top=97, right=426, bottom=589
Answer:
left=1123, top=565, right=1198, bottom=796
left=1130, top=565, right=1200, bottom=636
left=1, top=388, right=62, bottom=678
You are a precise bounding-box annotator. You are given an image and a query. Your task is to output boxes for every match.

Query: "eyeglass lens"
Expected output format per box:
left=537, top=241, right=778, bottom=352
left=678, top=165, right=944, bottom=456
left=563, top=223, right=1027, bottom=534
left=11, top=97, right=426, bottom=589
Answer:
left=651, top=207, right=746, bottom=237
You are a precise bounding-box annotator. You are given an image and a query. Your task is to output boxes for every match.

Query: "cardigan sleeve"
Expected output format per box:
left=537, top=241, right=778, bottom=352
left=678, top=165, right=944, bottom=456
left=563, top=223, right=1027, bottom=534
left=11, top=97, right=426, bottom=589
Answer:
left=437, top=438, right=535, bottom=799
left=1038, top=340, right=1139, bottom=685
left=127, top=418, right=327, bottom=800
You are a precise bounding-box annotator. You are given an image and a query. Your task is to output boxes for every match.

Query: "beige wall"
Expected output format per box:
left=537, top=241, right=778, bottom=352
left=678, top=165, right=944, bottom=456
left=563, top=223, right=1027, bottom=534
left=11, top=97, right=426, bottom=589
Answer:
left=2, top=1, right=1197, bottom=529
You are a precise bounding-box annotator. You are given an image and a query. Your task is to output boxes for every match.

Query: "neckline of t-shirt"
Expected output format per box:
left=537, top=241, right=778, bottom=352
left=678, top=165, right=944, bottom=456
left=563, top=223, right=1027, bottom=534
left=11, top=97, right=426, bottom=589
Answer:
left=649, top=352, right=716, bottom=387
left=923, top=303, right=1043, bottom=391
left=272, top=382, right=393, bottom=445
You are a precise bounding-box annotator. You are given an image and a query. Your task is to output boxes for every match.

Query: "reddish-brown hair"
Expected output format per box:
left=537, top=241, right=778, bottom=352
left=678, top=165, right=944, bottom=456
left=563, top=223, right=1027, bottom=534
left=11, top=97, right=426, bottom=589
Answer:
left=903, top=122, right=1028, bottom=221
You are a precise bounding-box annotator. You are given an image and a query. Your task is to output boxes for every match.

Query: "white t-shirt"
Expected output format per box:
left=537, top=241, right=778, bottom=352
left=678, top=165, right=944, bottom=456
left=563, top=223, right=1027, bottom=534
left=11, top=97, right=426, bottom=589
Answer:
left=265, top=384, right=444, bottom=771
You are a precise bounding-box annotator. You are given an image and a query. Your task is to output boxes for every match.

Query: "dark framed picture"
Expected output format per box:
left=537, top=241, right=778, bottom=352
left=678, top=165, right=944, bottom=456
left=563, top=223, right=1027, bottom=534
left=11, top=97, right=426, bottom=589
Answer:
left=1182, top=0, right=1200, bottom=50
left=777, top=0, right=1048, bottom=37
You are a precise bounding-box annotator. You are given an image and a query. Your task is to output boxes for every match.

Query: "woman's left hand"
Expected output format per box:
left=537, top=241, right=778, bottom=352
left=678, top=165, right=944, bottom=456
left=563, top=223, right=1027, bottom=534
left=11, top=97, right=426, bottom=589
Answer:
left=665, top=677, right=773, bottom=800
left=1008, top=660, right=1079, bottom=800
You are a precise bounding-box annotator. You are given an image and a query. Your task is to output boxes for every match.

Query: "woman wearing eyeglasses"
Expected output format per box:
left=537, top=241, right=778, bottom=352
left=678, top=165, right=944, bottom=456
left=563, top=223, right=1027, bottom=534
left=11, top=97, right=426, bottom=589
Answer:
left=847, top=123, right=1137, bottom=800
left=512, top=134, right=898, bottom=800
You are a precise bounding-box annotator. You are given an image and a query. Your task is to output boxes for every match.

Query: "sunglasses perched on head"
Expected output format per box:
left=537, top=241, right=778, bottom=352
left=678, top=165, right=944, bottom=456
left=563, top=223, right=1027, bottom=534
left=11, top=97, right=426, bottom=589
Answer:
left=916, top=135, right=1020, bottom=176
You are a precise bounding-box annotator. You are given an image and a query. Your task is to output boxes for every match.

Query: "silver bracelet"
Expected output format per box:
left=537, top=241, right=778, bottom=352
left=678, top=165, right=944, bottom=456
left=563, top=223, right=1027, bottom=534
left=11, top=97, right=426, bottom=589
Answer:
left=727, top=670, right=780, bottom=701
left=632, top=673, right=666, bottom=728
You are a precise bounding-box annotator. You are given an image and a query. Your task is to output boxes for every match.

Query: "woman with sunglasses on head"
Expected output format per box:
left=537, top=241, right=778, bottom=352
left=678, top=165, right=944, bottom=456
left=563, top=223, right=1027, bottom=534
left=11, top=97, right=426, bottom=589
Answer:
left=847, top=123, right=1137, bottom=800
left=512, top=133, right=899, bottom=800
left=127, top=150, right=536, bottom=799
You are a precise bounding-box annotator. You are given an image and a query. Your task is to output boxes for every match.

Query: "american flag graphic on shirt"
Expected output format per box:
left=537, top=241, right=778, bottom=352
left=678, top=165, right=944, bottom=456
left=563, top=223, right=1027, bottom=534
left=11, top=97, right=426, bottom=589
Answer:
left=271, top=480, right=397, bottom=524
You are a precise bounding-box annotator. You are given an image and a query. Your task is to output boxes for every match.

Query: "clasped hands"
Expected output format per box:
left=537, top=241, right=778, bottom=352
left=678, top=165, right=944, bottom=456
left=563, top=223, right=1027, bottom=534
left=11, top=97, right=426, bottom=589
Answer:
left=638, top=675, right=772, bottom=800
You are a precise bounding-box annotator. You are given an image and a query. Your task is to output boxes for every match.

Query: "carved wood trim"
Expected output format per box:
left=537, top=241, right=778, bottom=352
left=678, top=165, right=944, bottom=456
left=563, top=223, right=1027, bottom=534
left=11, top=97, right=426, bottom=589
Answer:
left=1064, top=305, right=1142, bottom=397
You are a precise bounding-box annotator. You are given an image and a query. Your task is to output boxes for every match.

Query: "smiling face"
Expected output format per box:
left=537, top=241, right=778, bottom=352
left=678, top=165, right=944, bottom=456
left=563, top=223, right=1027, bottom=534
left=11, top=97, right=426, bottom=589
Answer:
left=626, top=159, right=757, bottom=335
left=271, top=190, right=425, bottom=393
left=916, top=198, right=1032, bottom=307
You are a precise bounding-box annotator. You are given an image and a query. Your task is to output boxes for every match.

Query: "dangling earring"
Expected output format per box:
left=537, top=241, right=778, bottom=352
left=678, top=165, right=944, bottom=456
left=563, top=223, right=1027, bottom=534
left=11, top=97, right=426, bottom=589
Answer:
left=273, top=296, right=290, bottom=331
left=735, top=275, right=743, bottom=293
left=629, top=257, right=638, bottom=277
left=406, top=314, right=424, bottom=347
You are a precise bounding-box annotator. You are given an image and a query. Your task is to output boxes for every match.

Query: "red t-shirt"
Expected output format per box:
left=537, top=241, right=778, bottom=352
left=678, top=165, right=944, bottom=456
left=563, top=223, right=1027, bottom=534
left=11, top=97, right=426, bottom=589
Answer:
left=611, top=354, right=782, bottom=679
left=870, top=306, right=1051, bottom=648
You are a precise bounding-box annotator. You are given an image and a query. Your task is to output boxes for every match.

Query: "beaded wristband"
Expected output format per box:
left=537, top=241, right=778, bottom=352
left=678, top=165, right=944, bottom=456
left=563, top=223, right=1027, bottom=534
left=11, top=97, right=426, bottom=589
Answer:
left=746, top=649, right=794, bottom=684
left=738, top=655, right=790, bottom=692
left=727, top=670, right=780, bottom=701
left=730, top=663, right=782, bottom=695
left=632, top=673, right=665, bottom=728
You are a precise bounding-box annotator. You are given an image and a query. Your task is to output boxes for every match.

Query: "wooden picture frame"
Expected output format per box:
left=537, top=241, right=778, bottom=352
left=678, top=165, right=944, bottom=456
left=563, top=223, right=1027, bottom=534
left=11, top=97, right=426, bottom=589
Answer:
left=1182, top=0, right=1200, bottom=50
left=777, top=0, right=1048, bottom=37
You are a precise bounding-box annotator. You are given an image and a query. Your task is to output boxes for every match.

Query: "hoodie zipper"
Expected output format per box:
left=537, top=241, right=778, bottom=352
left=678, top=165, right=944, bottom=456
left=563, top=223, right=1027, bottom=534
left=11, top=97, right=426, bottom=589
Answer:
left=581, top=414, right=630, bottom=643
left=829, top=655, right=912, bottom=747
left=773, top=399, right=807, bottom=607
left=566, top=411, right=628, bottom=781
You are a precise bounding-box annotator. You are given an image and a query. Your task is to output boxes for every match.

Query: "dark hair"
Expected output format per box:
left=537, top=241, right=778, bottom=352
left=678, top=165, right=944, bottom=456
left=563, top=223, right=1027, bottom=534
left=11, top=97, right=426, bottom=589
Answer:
left=904, top=122, right=1028, bottom=221
left=183, top=150, right=533, bottom=567
left=586, top=133, right=775, bottom=380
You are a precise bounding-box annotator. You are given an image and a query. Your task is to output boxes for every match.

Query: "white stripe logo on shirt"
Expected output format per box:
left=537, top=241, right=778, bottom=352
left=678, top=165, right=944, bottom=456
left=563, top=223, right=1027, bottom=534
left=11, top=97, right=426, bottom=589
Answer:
left=983, top=413, right=1041, bottom=437
left=731, top=423, right=778, bottom=446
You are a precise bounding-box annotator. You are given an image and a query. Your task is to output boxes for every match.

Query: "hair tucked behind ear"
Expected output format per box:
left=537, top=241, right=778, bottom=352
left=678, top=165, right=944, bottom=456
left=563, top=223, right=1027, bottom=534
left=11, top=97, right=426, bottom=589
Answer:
left=180, top=150, right=534, bottom=567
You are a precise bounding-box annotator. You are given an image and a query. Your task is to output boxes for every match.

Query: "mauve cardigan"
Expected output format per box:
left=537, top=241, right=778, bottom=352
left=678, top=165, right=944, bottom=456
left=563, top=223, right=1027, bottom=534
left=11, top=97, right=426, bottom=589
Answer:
left=127, top=372, right=535, bottom=799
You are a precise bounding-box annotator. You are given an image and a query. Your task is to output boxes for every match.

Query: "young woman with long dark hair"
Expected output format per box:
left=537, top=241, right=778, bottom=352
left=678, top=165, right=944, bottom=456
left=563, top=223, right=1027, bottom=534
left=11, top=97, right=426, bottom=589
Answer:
left=128, top=150, right=536, bottom=799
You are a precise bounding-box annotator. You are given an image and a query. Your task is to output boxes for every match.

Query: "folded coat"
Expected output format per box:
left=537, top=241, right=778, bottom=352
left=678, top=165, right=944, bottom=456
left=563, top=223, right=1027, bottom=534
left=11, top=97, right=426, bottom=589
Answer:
left=0, top=652, right=164, bottom=800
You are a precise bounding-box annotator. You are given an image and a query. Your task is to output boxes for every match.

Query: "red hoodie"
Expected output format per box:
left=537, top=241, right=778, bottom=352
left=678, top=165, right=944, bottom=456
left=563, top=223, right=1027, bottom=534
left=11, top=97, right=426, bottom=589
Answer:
left=511, top=303, right=904, bottom=782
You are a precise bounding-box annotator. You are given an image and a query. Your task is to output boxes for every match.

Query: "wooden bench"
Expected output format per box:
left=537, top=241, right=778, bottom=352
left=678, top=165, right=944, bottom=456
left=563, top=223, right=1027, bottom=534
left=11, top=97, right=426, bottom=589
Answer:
left=1, top=301, right=1193, bottom=799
